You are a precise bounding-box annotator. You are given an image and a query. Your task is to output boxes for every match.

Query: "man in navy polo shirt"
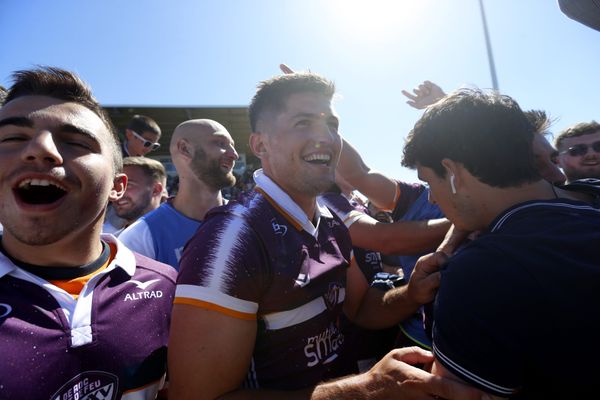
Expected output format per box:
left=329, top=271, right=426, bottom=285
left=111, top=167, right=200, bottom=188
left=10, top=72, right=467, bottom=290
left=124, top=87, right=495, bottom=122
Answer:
left=0, top=67, right=175, bottom=399
left=402, top=88, right=600, bottom=398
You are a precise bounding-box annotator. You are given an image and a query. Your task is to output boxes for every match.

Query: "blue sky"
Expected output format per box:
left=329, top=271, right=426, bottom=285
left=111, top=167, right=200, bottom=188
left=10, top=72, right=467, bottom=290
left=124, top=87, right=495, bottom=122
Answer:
left=2, top=0, right=599, bottom=182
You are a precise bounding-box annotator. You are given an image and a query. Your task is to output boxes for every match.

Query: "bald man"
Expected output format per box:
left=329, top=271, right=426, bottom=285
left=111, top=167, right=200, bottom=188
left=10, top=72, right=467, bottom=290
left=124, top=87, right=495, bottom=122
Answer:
left=119, top=119, right=239, bottom=269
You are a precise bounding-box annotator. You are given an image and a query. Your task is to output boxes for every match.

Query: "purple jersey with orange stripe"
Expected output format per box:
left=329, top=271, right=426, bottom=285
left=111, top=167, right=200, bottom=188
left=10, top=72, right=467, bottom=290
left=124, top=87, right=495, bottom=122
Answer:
left=0, top=235, right=176, bottom=400
left=176, top=170, right=353, bottom=390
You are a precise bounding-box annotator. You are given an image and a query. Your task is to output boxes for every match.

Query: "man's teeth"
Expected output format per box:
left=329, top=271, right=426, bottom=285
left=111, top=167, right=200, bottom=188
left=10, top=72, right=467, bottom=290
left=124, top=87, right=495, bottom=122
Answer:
left=18, top=179, right=65, bottom=190
left=304, top=154, right=331, bottom=163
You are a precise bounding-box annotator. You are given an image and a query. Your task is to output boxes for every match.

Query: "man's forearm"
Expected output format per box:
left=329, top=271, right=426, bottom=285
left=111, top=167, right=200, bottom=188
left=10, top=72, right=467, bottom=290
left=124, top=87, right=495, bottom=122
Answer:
left=351, top=217, right=451, bottom=255
left=219, top=376, right=369, bottom=400
left=337, top=138, right=398, bottom=210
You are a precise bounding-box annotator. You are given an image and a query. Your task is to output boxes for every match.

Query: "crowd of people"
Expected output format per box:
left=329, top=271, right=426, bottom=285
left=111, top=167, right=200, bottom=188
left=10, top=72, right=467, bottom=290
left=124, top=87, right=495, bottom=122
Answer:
left=0, top=62, right=599, bottom=400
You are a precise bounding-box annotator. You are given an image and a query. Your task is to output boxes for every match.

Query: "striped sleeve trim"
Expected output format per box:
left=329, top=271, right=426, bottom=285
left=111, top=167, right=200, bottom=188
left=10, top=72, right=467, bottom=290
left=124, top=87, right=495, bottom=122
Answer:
left=344, top=210, right=368, bottom=228
left=433, top=344, right=517, bottom=396
left=262, top=288, right=345, bottom=330
left=175, top=284, right=258, bottom=320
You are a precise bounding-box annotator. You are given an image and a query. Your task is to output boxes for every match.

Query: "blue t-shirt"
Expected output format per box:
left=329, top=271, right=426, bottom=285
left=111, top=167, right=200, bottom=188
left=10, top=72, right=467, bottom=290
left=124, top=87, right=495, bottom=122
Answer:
left=119, top=201, right=202, bottom=270
left=387, top=181, right=443, bottom=348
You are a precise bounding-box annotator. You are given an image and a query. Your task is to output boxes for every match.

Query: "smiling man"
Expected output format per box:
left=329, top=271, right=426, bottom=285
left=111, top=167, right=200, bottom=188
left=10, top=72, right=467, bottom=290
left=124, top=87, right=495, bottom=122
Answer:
left=119, top=119, right=239, bottom=270
left=555, top=121, right=600, bottom=182
left=104, top=156, right=167, bottom=235
left=168, top=73, right=484, bottom=400
left=0, top=67, right=175, bottom=399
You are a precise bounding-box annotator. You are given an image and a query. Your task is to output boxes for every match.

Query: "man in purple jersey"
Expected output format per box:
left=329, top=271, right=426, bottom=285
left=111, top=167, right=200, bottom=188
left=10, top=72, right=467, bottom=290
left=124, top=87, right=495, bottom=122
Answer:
left=0, top=67, right=175, bottom=399
left=169, top=72, right=484, bottom=399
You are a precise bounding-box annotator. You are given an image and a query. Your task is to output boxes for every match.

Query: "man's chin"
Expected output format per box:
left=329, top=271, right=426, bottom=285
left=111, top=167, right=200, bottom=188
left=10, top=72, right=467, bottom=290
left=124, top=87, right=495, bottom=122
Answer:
left=4, top=226, right=66, bottom=247
left=306, top=178, right=335, bottom=197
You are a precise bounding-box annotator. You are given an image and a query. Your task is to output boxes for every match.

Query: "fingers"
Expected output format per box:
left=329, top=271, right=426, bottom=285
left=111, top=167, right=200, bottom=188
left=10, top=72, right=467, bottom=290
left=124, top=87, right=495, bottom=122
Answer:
left=402, top=89, right=418, bottom=101
left=391, top=346, right=435, bottom=365
left=409, top=253, right=444, bottom=303
left=279, top=64, right=294, bottom=74
left=415, top=251, right=448, bottom=275
left=414, top=84, right=430, bottom=97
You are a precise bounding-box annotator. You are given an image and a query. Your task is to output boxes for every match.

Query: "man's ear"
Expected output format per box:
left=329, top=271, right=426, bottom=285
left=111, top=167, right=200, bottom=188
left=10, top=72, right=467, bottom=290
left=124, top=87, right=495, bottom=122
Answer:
left=441, top=158, right=465, bottom=191
left=249, top=132, right=267, bottom=159
left=440, top=158, right=457, bottom=176
left=152, top=181, right=164, bottom=197
left=109, top=173, right=127, bottom=202
left=176, top=139, right=193, bottom=159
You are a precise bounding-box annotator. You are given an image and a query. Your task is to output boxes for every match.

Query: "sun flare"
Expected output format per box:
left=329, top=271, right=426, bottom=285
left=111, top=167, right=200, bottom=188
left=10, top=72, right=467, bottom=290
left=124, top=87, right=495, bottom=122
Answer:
left=330, top=0, right=423, bottom=41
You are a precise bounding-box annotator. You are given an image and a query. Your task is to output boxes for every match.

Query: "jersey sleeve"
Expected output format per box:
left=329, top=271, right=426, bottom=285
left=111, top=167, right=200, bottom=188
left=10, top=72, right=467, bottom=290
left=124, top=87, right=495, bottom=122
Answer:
left=174, top=212, right=267, bottom=320
left=118, top=220, right=156, bottom=260
left=320, top=193, right=369, bottom=228
left=352, top=247, right=383, bottom=283
left=432, top=242, right=531, bottom=397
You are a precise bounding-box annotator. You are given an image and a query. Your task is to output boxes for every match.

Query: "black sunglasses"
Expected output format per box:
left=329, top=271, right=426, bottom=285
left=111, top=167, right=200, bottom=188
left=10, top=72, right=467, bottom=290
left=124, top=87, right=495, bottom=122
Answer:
left=131, top=130, right=161, bottom=151
left=560, top=141, right=600, bottom=157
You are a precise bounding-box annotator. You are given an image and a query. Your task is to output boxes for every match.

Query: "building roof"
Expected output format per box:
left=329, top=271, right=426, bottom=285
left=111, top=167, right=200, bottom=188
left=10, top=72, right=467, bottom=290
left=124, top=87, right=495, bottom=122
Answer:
left=104, top=105, right=254, bottom=160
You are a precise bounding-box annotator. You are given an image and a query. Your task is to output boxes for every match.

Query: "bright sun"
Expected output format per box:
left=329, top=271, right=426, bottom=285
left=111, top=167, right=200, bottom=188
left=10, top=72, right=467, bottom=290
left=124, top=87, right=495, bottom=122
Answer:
left=329, top=0, right=424, bottom=41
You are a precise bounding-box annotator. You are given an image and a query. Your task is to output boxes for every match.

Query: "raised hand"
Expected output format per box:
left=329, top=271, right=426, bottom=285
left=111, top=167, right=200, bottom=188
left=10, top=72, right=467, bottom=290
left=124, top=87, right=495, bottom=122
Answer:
left=401, top=80, right=446, bottom=110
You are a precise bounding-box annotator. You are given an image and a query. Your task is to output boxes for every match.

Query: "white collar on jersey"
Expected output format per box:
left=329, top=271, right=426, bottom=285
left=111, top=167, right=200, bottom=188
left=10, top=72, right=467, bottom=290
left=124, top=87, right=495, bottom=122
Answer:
left=106, top=233, right=137, bottom=276
left=253, top=169, right=333, bottom=237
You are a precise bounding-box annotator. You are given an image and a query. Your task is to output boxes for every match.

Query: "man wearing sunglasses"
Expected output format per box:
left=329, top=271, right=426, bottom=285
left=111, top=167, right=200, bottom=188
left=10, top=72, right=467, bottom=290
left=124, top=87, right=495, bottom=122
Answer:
left=122, top=114, right=162, bottom=157
left=555, top=121, right=600, bottom=182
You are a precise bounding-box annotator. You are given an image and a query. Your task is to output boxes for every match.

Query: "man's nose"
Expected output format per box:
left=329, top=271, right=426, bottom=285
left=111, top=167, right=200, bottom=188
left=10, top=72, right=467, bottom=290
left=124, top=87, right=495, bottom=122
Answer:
left=21, top=130, right=63, bottom=166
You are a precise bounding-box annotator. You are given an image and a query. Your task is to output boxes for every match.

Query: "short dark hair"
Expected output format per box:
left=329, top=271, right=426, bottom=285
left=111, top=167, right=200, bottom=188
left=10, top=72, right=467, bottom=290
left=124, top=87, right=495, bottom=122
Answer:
left=2, top=66, right=122, bottom=172
left=402, top=88, right=540, bottom=188
left=248, top=72, right=335, bottom=132
left=555, top=121, right=600, bottom=149
left=123, top=156, right=166, bottom=186
left=127, top=115, right=161, bottom=138
left=525, top=109, right=552, bottom=136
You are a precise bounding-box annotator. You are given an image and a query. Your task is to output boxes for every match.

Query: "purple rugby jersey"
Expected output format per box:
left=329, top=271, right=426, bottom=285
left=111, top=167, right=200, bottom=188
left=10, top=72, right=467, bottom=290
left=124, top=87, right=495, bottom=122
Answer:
left=0, top=235, right=176, bottom=400
left=176, top=171, right=354, bottom=390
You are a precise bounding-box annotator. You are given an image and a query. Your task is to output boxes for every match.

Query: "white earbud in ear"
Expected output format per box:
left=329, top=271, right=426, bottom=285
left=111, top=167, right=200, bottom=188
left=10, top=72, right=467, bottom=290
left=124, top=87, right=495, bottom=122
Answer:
left=450, top=175, right=457, bottom=194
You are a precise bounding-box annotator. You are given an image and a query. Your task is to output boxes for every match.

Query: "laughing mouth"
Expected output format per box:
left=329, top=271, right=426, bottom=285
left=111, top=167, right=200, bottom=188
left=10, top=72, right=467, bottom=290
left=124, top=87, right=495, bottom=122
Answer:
left=303, top=153, right=332, bottom=166
left=15, top=178, right=67, bottom=205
